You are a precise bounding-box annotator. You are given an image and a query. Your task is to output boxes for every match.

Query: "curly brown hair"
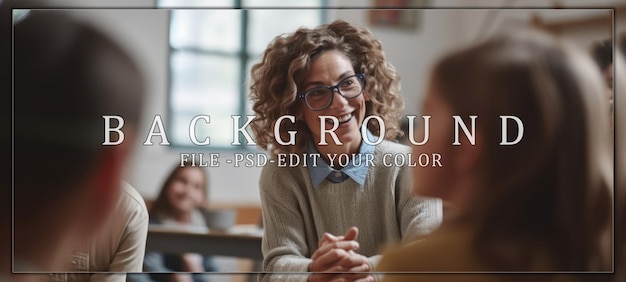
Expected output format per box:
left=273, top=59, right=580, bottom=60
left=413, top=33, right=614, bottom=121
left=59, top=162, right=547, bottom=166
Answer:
left=250, top=20, right=404, bottom=157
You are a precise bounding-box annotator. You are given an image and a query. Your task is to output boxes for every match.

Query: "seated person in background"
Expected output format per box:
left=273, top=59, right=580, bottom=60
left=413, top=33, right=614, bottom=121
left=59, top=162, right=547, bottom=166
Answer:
left=377, top=30, right=613, bottom=281
left=48, top=182, right=149, bottom=282
left=249, top=20, right=442, bottom=282
left=129, top=163, right=217, bottom=282
left=6, top=7, right=146, bottom=282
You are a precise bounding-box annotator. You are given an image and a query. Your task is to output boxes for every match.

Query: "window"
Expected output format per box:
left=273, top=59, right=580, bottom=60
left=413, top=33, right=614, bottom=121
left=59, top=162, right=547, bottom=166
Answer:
left=159, top=0, right=325, bottom=149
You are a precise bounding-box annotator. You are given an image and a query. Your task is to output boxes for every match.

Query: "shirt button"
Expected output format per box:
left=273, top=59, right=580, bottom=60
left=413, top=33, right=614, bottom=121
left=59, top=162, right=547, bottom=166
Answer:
left=334, top=171, right=342, bottom=178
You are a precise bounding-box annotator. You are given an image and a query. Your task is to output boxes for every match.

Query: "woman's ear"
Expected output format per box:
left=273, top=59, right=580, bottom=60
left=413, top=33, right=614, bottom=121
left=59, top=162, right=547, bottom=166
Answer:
left=363, top=91, right=371, bottom=101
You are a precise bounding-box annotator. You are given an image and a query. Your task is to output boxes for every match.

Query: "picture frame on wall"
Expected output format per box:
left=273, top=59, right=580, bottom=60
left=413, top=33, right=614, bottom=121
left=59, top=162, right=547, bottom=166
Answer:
left=368, top=0, right=429, bottom=30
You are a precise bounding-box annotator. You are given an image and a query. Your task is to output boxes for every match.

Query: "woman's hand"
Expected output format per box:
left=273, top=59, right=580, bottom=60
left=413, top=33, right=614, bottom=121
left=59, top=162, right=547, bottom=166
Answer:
left=317, top=226, right=359, bottom=248
left=181, top=253, right=205, bottom=272
left=308, top=227, right=374, bottom=282
left=169, top=274, right=194, bottom=282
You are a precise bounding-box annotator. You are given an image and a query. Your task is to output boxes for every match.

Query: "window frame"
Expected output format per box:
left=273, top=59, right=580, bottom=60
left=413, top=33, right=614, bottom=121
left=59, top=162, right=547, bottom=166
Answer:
left=164, top=5, right=326, bottom=150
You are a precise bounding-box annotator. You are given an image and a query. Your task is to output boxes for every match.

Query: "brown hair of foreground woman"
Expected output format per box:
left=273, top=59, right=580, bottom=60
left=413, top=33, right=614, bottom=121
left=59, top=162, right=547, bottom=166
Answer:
left=377, top=30, right=612, bottom=281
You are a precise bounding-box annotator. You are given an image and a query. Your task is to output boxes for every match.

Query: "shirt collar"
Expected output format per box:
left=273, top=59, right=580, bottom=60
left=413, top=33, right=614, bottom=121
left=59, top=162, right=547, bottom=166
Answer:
left=307, top=130, right=376, bottom=187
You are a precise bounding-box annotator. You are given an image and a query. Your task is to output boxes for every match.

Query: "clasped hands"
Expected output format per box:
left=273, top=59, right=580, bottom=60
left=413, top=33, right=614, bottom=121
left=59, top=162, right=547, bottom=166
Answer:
left=308, top=227, right=375, bottom=282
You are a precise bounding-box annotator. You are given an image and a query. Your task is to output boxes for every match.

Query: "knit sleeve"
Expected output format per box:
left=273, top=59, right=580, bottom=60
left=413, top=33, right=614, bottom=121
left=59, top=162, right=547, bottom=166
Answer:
left=259, top=164, right=311, bottom=282
left=396, top=160, right=443, bottom=240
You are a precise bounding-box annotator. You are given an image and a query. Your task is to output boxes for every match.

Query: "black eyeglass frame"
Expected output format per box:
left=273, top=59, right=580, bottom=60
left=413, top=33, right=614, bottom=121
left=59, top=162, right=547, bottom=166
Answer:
left=297, top=73, right=366, bottom=111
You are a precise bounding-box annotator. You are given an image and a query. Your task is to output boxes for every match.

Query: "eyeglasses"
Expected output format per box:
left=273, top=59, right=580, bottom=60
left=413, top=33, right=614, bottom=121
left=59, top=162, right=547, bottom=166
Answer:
left=297, top=73, right=366, bottom=111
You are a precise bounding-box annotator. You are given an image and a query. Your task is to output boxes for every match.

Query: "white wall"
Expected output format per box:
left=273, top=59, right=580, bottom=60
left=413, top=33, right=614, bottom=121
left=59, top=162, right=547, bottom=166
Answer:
left=29, top=0, right=623, bottom=204
left=331, top=0, right=623, bottom=115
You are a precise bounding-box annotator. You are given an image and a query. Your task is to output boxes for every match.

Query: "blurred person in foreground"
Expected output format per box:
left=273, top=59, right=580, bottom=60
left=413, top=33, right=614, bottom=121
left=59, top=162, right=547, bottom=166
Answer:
left=4, top=8, right=147, bottom=282
left=377, top=30, right=613, bottom=281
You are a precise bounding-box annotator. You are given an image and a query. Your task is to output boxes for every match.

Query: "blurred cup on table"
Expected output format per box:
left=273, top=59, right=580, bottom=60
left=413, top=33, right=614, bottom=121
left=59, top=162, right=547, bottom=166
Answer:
left=201, top=208, right=237, bottom=232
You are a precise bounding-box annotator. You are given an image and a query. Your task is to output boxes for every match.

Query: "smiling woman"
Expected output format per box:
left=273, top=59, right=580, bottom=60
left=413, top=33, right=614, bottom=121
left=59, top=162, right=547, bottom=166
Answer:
left=297, top=50, right=367, bottom=160
left=249, top=20, right=443, bottom=282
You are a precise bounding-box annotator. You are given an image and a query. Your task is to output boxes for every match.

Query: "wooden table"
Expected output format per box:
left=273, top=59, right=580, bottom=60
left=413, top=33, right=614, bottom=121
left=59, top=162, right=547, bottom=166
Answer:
left=146, top=225, right=263, bottom=260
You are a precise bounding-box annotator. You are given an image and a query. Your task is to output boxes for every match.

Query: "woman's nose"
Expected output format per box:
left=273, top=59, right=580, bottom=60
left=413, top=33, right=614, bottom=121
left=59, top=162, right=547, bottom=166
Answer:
left=329, top=88, right=348, bottom=109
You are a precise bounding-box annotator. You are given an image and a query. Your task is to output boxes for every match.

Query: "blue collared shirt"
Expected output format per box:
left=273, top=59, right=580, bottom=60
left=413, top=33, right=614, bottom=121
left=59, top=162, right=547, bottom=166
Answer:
left=306, top=130, right=377, bottom=187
